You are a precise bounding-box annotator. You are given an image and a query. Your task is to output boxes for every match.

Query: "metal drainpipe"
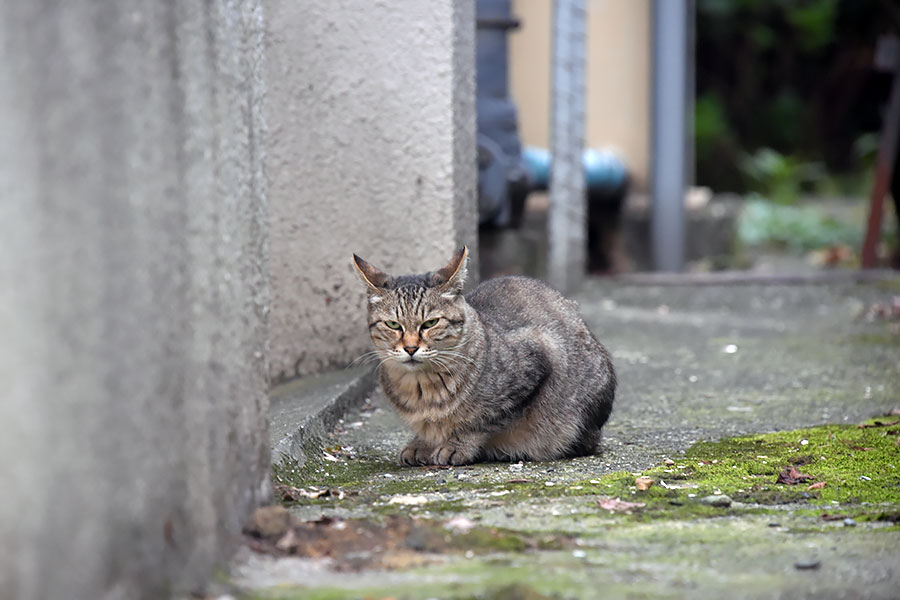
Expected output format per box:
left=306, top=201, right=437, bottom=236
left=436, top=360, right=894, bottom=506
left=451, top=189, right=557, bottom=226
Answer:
left=651, top=0, right=689, bottom=272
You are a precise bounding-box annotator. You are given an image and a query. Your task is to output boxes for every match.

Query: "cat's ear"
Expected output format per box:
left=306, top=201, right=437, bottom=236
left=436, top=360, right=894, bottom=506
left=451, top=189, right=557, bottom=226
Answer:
left=352, top=254, right=391, bottom=290
left=434, top=246, right=468, bottom=295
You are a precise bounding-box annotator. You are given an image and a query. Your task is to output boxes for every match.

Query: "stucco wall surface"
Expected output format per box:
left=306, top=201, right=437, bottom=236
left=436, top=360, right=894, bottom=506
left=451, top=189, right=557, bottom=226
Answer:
left=265, top=0, right=478, bottom=382
left=0, top=2, right=270, bottom=599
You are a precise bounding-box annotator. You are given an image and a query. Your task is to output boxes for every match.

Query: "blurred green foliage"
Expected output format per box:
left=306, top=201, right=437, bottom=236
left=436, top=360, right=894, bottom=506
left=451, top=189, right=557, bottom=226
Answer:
left=738, top=198, right=860, bottom=251
left=739, top=149, right=825, bottom=205
left=695, top=0, right=899, bottom=195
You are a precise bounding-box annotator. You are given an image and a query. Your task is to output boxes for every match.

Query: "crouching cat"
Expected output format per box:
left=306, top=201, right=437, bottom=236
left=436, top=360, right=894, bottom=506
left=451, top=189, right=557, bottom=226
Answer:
left=352, top=247, right=615, bottom=466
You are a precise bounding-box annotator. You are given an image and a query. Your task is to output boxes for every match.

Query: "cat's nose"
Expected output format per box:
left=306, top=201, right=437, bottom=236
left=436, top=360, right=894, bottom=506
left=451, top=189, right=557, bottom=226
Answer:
left=403, top=345, right=418, bottom=356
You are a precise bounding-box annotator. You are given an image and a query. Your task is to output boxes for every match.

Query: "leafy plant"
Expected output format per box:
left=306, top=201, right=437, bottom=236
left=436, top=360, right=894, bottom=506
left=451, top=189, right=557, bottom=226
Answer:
left=738, top=197, right=860, bottom=251
left=739, top=148, right=825, bottom=205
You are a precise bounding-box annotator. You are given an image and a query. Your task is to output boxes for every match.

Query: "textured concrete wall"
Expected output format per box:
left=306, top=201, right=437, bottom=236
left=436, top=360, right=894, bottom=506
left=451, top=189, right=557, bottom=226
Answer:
left=0, top=2, right=270, bottom=599
left=265, top=0, right=478, bottom=382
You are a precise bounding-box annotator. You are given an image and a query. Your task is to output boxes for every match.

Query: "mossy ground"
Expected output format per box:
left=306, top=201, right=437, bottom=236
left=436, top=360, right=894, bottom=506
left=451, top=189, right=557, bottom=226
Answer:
left=272, top=416, right=900, bottom=524
left=242, top=282, right=900, bottom=599
left=245, top=417, right=900, bottom=599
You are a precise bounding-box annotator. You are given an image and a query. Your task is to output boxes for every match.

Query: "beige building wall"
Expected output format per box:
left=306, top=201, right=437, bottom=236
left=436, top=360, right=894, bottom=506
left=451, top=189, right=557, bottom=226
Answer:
left=510, top=0, right=651, bottom=189
left=265, top=0, right=477, bottom=382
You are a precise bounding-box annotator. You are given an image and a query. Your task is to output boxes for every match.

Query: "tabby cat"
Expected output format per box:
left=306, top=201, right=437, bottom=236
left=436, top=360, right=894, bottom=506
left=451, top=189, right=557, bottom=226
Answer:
left=352, top=247, right=615, bottom=466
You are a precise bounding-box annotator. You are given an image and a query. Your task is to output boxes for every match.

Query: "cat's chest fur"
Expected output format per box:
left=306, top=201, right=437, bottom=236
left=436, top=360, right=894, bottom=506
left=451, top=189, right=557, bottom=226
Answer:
left=382, top=365, right=463, bottom=423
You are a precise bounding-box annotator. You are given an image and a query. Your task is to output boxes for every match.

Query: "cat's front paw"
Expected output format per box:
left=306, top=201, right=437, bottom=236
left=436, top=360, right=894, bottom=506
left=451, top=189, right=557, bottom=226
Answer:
left=431, top=443, right=478, bottom=466
left=399, top=440, right=434, bottom=466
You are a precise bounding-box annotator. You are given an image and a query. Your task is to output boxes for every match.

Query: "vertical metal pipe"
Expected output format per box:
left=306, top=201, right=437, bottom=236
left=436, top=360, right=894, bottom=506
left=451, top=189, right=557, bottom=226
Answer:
left=548, top=0, right=586, bottom=292
left=651, top=0, right=688, bottom=272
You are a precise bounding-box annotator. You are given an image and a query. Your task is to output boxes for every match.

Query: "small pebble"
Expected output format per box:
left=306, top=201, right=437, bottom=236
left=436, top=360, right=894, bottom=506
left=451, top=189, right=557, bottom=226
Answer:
left=843, top=518, right=857, bottom=527
left=572, top=549, right=586, bottom=558
left=794, top=559, right=821, bottom=570
left=699, top=494, right=733, bottom=508
left=859, top=475, right=871, bottom=481
left=800, top=439, right=809, bottom=446
left=664, top=458, right=675, bottom=466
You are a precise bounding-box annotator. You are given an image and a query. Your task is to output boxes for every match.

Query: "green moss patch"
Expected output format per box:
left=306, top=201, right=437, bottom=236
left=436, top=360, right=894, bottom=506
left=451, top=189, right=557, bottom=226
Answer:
left=633, top=417, right=900, bottom=509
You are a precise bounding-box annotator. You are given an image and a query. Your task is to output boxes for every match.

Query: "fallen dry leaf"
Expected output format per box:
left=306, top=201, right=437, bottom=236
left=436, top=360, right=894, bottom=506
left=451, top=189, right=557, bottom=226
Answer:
left=597, top=497, right=646, bottom=512
left=776, top=466, right=814, bottom=485
left=820, top=513, right=849, bottom=521
left=635, top=476, right=655, bottom=491
left=388, top=494, right=429, bottom=506
left=244, top=505, right=294, bottom=538
left=275, top=528, right=300, bottom=552
left=807, top=481, right=827, bottom=491
left=857, top=419, right=900, bottom=429
left=275, top=485, right=348, bottom=502
left=508, top=478, right=530, bottom=484
left=444, top=515, right=475, bottom=534
left=379, top=550, right=431, bottom=570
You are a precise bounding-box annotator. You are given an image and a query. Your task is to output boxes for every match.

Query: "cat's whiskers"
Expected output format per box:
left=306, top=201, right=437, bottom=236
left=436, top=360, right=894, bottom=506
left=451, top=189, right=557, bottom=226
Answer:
left=348, top=350, right=382, bottom=368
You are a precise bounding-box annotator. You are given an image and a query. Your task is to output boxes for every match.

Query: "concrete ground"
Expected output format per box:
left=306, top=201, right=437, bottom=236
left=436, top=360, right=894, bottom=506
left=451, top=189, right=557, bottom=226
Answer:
left=232, top=277, right=900, bottom=600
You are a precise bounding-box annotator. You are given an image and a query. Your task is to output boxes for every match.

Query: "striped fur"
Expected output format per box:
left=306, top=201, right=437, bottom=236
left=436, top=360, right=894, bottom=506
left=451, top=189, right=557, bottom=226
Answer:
left=352, top=247, right=616, bottom=466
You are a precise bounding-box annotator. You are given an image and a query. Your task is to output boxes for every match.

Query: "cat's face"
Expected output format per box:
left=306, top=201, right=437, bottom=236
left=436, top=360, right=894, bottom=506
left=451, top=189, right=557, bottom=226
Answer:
left=353, top=248, right=469, bottom=371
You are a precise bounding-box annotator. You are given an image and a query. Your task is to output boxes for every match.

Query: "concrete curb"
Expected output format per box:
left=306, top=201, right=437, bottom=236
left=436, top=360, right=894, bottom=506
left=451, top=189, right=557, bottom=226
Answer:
left=268, top=367, right=376, bottom=466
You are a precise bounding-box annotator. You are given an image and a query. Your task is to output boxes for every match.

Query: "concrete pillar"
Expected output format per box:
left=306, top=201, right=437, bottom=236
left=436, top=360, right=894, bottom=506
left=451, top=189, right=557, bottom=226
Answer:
left=548, top=0, right=587, bottom=293
left=264, top=0, right=478, bottom=382
left=0, top=2, right=270, bottom=599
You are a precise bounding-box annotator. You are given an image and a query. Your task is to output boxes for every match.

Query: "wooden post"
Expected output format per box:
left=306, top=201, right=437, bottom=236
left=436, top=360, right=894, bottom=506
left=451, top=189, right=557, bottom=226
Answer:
left=861, top=35, right=900, bottom=269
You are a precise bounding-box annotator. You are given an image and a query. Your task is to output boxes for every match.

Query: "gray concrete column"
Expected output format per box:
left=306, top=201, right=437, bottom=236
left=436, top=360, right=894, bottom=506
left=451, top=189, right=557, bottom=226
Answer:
left=548, top=0, right=587, bottom=293
left=0, top=2, right=270, bottom=599
left=264, top=0, right=477, bottom=382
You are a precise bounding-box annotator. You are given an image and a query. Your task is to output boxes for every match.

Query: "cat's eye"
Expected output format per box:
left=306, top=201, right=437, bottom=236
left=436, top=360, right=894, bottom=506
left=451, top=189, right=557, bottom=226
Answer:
left=383, top=320, right=402, bottom=330
left=421, top=318, right=439, bottom=330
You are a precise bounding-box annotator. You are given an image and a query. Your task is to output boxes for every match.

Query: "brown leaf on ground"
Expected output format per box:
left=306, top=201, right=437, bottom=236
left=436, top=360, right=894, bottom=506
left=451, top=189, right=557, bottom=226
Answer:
left=597, top=497, right=646, bottom=512
left=244, top=505, right=294, bottom=538
left=508, top=478, right=530, bottom=484
left=857, top=419, right=900, bottom=429
left=807, top=481, right=827, bottom=491
left=635, top=476, right=655, bottom=491
left=244, top=514, right=572, bottom=571
left=275, top=485, right=351, bottom=502
left=775, top=466, right=814, bottom=485
left=820, top=513, right=849, bottom=521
